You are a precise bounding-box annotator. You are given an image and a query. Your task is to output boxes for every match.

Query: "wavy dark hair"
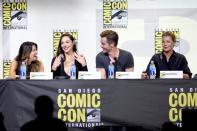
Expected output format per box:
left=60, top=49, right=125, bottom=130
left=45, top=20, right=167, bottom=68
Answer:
left=56, top=33, right=77, bottom=61
left=15, top=41, right=41, bottom=74
left=15, top=41, right=38, bottom=61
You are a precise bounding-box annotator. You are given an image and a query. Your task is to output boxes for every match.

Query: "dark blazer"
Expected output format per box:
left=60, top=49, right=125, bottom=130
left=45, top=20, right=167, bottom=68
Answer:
left=51, top=57, right=88, bottom=79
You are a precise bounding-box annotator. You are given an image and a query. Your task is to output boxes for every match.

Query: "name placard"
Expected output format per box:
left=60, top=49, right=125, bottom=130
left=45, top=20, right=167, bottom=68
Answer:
left=30, top=72, right=53, bottom=80
left=116, top=72, right=140, bottom=79
left=160, top=71, right=183, bottom=79
left=78, top=71, right=101, bottom=79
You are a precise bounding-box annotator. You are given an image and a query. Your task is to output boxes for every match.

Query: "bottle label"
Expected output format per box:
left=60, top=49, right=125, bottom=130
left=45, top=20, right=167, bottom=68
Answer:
left=149, top=68, right=155, bottom=76
left=20, top=67, right=26, bottom=79
left=149, top=66, right=156, bottom=79
left=70, top=66, right=76, bottom=80
left=109, top=70, right=114, bottom=77
left=20, top=71, right=26, bottom=77
left=70, top=71, right=75, bottom=76
left=108, top=66, right=114, bottom=79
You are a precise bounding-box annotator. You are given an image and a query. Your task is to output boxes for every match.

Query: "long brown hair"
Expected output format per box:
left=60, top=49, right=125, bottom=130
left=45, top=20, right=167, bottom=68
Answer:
left=56, top=33, right=77, bottom=61
left=15, top=41, right=41, bottom=74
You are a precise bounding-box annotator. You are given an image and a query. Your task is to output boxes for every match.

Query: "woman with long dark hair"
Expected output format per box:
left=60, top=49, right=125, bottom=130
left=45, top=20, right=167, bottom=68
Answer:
left=9, top=41, right=44, bottom=79
left=51, top=33, right=88, bottom=79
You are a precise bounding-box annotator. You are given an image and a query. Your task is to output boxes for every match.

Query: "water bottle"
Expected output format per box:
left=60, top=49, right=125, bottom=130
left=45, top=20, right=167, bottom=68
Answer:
left=70, top=62, right=76, bottom=80
left=20, top=61, right=27, bottom=79
left=108, top=62, right=115, bottom=79
left=149, top=60, right=156, bottom=79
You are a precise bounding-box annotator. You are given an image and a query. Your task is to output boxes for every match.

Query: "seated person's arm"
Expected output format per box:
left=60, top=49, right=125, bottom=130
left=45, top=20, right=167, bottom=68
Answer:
left=125, top=53, right=134, bottom=72
left=81, top=64, right=88, bottom=71
left=141, top=57, right=155, bottom=79
left=96, top=54, right=107, bottom=79
left=51, top=55, right=62, bottom=71
left=125, top=67, right=134, bottom=72
left=39, top=60, right=44, bottom=72
left=141, top=71, right=149, bottom=79
left=74, top=52, right=87, bottom=67
left=96, top=68, right=106, bottom=79
left=182, top=56, right=192, bottom=79
left=9, top=60, right=18, bottom=79
left=183, top=74, right=190, bottom=79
